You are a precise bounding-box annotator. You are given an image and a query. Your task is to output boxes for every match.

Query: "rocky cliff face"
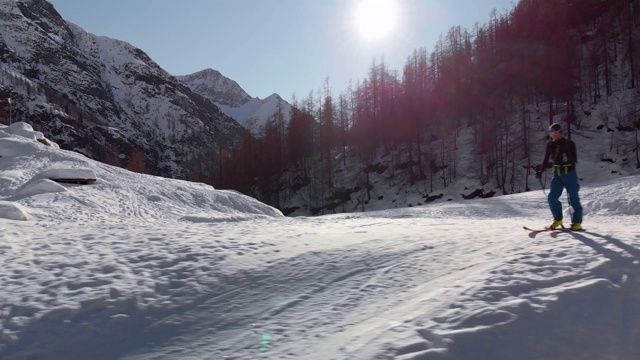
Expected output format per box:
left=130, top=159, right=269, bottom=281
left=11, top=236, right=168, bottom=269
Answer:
left=0, top=0, right=244, bottom=180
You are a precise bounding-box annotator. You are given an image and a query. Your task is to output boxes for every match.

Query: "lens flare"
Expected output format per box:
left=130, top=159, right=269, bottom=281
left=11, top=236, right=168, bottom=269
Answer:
left=260, top=333, right=271, bottom=351
left=354, top=0, right=398, bottom=40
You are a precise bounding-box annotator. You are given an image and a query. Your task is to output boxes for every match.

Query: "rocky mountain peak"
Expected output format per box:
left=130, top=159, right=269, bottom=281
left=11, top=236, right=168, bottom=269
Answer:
left=177, top=70, right=293, bottom=137
left=176, top=68, right=252, bottom=108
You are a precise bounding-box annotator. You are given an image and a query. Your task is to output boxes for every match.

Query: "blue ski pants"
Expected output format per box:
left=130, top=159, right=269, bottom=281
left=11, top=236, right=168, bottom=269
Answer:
left=548, top=169, right=583, bottom=224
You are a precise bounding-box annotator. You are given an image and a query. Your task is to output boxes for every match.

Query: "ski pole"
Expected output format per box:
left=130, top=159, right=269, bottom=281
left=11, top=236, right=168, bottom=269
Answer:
left=538, top=175, right=546, bottom=197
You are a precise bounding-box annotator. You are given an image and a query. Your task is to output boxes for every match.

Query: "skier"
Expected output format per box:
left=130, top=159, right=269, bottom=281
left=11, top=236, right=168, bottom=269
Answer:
left=535, top=123, right=583, bottom=230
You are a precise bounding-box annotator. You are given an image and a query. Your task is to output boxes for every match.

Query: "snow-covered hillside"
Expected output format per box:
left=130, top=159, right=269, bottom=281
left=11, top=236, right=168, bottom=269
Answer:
left=276, top=85, right=640, bottom=217
left=1, top=123, right=640, bottom=360
left=0, top=122, right=281, bottom=223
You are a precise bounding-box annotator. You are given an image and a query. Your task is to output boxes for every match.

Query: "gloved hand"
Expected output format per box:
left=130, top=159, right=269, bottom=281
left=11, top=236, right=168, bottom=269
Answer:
left=535, top=171, right=542, bottom=179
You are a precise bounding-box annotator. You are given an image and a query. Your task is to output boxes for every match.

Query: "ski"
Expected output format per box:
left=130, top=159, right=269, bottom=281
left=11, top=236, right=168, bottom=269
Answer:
left=523, top=226, right=559, bottom=232
left=523, top=226, right=585, bottom=232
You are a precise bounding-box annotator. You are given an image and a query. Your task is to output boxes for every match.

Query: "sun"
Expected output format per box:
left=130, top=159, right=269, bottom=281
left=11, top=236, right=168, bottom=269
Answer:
left=354, top=0, right=398, bottom=40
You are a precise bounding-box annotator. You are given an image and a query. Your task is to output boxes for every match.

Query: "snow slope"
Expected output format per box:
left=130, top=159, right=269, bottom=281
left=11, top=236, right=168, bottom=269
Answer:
left=1, top=124, right=640, bottom=360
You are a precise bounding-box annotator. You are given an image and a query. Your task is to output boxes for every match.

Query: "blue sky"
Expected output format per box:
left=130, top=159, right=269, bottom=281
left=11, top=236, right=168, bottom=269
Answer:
left=48, top=0, right=516, bottom=100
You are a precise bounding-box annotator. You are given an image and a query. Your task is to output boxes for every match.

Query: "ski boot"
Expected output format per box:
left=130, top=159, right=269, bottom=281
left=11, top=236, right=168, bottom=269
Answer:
left=570, top=223, right=583, bottom=231
left=548, top=219, right=563, bottom=230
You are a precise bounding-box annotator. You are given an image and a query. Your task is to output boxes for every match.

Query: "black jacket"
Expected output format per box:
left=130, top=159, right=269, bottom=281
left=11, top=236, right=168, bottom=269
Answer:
left=541, top=137, right=577, bottom=169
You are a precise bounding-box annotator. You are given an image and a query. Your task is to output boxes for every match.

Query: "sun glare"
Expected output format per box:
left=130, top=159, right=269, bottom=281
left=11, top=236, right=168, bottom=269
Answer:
left=354, top=0, right=398, bottom=40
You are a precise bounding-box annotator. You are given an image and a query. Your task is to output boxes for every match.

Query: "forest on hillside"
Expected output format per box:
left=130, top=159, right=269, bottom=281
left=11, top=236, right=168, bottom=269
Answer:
left=216, top=0, right=640, bottom=214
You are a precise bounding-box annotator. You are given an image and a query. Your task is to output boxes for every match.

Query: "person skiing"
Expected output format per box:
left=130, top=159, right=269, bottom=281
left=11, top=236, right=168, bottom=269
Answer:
left=535, top=123, right=583, bottom=230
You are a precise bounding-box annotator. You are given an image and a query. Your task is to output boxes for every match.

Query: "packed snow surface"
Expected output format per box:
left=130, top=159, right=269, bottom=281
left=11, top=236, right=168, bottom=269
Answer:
left=1, top=122, right=640, bottom=360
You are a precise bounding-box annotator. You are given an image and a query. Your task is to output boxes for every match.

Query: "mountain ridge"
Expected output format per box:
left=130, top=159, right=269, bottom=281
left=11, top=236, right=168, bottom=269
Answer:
left=0, top=0, right=245, bottom=181
left=177, top=68, right=293, bottom=136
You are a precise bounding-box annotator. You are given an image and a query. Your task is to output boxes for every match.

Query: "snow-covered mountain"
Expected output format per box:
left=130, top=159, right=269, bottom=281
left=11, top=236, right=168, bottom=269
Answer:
left=176, top=69, right=252, bottom=108
left=0, top=0, right=244, bottom=179
left=177, top=68, right=292, bottom=136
